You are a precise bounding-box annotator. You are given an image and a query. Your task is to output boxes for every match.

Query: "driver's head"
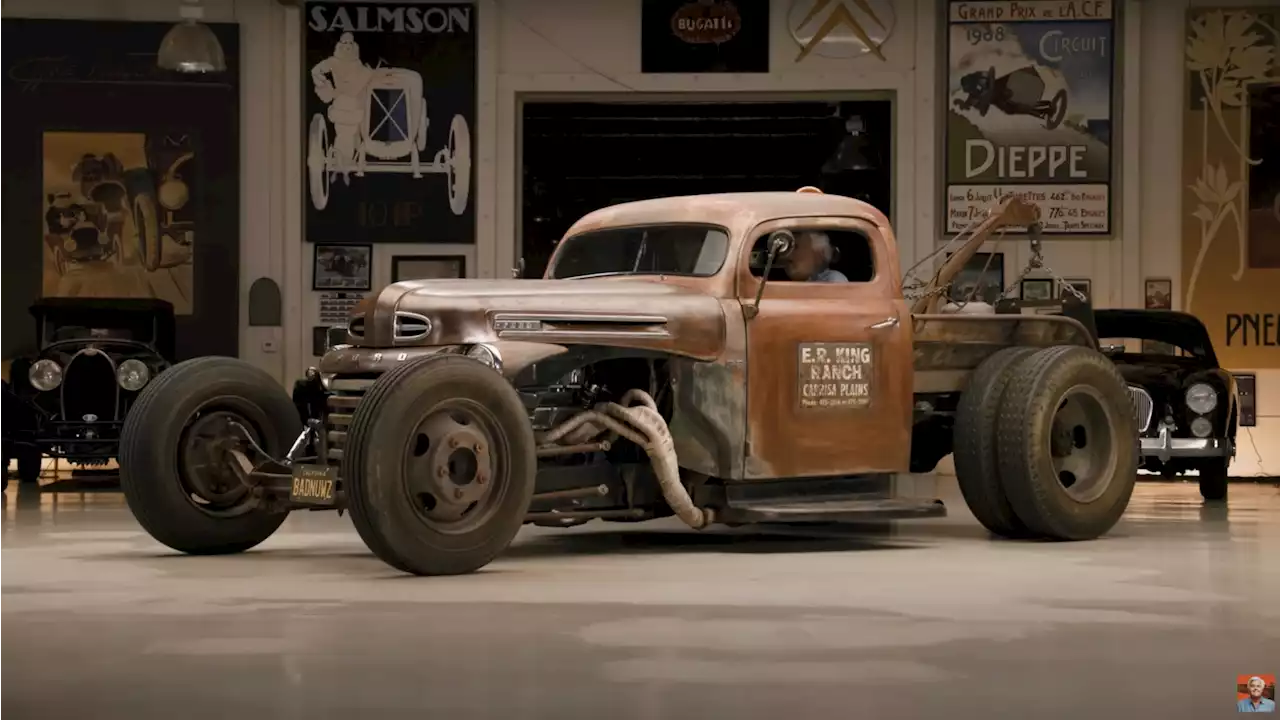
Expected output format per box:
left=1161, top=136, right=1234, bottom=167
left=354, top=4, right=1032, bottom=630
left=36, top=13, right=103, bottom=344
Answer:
left=335, top=32, right=359, bottom=60
left=784, top=231, right=833, bottom=281
left=1248, top=677, right=1266, bottom=698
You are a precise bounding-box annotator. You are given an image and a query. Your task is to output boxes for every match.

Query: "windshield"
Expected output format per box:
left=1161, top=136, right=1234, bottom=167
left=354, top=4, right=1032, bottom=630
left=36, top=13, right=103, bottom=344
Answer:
left=547, top=224, right=730, bottom=279
left=1100, top=338, right=1196, bottom=358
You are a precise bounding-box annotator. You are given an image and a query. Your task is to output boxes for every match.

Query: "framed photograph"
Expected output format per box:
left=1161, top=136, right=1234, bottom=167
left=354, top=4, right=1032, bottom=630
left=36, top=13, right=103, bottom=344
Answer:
left=1144, top=277, right=1173, bottom=310
left=391, top=255, right=467, bottom=283
left=312, top=244, right=372, bottom=291
left=1061, top=278, right=1092, bottom=302
left=1020, top=278, right=1055, bottom=301
left=946, top=251, right=1005, bottom=303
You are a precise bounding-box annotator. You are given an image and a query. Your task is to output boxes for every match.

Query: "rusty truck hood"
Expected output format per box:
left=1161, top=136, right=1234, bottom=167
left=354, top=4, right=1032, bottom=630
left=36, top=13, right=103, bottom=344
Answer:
left=352, top=278, right=728, bottom=360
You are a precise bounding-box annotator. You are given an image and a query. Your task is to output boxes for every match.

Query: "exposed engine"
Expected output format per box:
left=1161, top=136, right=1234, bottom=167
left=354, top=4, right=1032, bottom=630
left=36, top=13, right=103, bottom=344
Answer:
left=517, top=360, right=712, bottom=529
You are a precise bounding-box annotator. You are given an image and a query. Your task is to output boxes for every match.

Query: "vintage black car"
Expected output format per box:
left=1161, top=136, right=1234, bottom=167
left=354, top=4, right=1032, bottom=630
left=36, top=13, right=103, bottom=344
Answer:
left=3, top=298, right=175, bottom=487
left=1094, top=309, right=1238, bottom=500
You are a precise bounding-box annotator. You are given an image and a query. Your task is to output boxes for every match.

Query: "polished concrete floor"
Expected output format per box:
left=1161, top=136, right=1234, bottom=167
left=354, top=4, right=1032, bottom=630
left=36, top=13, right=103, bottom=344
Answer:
left=3, top=476, right=1278, bottom=719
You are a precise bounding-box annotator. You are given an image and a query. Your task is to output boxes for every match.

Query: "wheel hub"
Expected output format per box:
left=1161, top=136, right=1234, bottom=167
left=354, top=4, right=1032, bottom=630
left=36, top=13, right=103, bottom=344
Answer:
left=181, top=411, right=253, bottom=507
left=1048, top=386, right=1117, bottom=503
left=409, top=409, right=495, bottom=523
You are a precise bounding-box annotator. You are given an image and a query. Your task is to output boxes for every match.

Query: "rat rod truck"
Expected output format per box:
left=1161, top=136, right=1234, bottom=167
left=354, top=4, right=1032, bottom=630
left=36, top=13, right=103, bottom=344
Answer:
left=118, top=191, right=1138, bottom=576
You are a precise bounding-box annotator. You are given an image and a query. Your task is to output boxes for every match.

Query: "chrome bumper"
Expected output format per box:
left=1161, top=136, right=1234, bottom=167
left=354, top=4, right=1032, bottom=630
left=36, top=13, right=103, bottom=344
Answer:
left=1140, top=426, right=1234, bottom=462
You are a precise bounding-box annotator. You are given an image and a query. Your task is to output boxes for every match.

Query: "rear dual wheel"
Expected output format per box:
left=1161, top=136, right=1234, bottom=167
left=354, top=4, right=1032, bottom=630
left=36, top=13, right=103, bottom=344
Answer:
left=954, top=346, right=1138, bottom=540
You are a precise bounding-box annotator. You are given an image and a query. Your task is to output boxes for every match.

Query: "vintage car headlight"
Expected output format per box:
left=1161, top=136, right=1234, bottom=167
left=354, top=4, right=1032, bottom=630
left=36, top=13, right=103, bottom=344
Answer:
left=1190, top=416, right=1214, bottom=438
left=116, top=359, right=151, bottom=391
left=29, top=359, right=63, bottom=391
left=465, top=344, right=502, bottom=372
left=1185, top=383, right=1218, bottom=414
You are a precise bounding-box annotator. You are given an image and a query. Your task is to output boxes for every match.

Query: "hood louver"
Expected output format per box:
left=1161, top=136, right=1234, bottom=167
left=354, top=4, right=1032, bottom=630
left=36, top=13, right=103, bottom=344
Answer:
left=394, top=311, right=433, bottom=341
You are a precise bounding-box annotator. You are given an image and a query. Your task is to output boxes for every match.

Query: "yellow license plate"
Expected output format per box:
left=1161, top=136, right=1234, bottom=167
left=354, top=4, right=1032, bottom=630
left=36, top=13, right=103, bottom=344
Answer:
left=289, top=464, right=338, bottom=505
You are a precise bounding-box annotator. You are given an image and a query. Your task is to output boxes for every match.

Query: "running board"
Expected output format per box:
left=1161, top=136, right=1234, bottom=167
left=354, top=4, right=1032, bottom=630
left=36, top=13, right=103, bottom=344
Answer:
left=717, top=498, right=947, bottom=524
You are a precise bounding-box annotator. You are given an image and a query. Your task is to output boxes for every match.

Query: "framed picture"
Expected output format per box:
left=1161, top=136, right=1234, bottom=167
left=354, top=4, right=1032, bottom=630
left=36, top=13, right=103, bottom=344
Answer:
left=1235, top=373, right=1257, bottom=427
left=391, top=255, right=467, bottom=283
left=1060, top=278, right=1092, bottom=302
left=1020, top=278, right=1055, bottom=301
left=1144, top=277, right=1173, bottom=310
left=946, top=252, right=1005, bottom=303
left=313, top=244, right=372, bottom=291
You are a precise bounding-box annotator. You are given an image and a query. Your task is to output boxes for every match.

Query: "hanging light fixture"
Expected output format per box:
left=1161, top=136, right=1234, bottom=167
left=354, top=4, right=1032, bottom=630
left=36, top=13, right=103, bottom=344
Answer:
left=158, top=0, right=226, bottom=73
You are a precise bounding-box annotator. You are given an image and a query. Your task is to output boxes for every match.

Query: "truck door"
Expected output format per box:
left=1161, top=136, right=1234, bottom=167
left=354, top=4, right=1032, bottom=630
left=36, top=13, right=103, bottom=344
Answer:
left=738, top=218, right=913, bottom=479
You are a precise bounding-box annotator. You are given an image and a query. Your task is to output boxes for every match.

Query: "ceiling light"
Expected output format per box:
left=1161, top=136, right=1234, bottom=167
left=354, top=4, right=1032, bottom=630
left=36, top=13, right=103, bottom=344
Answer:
left=158, top=0, right=226, bottom=73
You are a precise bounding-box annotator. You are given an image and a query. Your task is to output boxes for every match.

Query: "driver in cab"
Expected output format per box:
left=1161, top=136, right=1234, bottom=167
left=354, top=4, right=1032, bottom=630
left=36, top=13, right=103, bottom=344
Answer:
left=785, top=231, right=847, bottom=283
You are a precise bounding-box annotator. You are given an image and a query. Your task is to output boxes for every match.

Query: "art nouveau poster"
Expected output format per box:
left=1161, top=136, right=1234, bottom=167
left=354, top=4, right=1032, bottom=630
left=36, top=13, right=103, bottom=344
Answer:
left=303, top=2, right=476, bottom=244
left=1182, top=8, right=1280, bottom=368
left=944, top=0, right=1114, bottom=235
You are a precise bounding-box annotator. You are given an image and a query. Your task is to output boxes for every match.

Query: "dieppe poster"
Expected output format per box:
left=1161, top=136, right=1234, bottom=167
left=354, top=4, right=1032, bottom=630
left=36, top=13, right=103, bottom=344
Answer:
left=945, top=0, right=1115, bottom=235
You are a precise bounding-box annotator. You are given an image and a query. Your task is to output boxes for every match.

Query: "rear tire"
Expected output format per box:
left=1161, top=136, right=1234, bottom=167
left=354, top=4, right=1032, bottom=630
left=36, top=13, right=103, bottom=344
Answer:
left=996, top=346, right=1138, bottom=540
left=1198, top=459, right=1229, bottom=501
left=120, top=357, right=298, bottom=555
left=954, top=347, right=1038, bottom=538
left=16, top=447, right=42, bottom=485
left=344, top=355, right=536, bottom=576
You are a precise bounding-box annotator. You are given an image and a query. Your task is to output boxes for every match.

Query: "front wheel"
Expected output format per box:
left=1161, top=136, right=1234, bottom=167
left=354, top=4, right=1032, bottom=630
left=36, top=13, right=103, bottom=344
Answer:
left=119, top=357, right=301, bottom=555
left=1198, top=459, right=1230, bottom=501
left=344, top=355, right=536, bottom=576
left=16, top=447, right=41, bottom=485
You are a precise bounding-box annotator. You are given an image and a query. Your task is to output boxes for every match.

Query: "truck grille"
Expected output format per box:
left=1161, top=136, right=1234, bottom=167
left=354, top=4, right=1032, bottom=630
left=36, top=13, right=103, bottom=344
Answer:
left=324, top=376, right=377, bottom=463
left=1128, top=385, right=1153, bottom=432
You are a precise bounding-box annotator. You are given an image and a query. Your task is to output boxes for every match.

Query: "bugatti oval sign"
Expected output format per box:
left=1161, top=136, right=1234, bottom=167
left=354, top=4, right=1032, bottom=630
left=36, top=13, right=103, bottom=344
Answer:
left=671, top=0, right=742, bottom=45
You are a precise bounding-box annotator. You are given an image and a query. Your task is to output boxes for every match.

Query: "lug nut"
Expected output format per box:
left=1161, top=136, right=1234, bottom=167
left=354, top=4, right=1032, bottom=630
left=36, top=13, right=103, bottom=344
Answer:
left=454, top=488, right=464, bottom=499
left=437, top=467, right=447, bottom=478
left=473, top=443, right=482, bottom=452
left=476, top=474, right=487, bottom=485
left=449, top=438, right=459, bottom=449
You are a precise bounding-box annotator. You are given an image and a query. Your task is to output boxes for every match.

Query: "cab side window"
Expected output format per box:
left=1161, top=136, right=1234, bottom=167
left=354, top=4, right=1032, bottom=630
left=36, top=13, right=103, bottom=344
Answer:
left=748, top=229, right=876, bottom=282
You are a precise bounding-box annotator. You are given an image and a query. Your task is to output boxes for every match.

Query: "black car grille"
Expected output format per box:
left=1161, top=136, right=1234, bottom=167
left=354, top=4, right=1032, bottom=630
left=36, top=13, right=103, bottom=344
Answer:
left=324, top=376, right=377, bottom=464
left=63, top=351, right=118, bottom=421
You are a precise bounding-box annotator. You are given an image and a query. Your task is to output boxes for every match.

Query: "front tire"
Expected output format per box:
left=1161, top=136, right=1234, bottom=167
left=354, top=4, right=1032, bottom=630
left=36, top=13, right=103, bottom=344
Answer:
left=119, top=357, right=300, bottom=555
left=1198, top=459, right=1229, bottom=501
left=16, top=447, right=41, bottom=485
left=954, top=347, right=1038, bottom=538
left=344, top=355, right=536, bottom=576
left=996, top=346, right=1139, bottom=540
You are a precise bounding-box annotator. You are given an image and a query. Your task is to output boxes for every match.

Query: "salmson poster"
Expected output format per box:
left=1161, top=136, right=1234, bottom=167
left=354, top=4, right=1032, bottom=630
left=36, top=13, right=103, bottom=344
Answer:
left=303, top=1, right=476, bottom=244
left=945, top=0, right=1114, bottom=235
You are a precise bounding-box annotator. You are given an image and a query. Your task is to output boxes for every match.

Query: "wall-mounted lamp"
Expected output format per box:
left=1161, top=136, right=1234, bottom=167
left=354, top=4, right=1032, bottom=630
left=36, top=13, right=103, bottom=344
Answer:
left=158, top=0, right=226, bottom=73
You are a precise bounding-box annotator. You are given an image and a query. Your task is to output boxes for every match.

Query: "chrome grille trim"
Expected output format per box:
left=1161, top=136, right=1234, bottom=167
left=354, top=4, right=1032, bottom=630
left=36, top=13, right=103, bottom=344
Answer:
left=324, top=376, right=374, bottom=463
left=393, top=311, right=432, bottom=341
left=1128, top=386, right=1153, bottom=432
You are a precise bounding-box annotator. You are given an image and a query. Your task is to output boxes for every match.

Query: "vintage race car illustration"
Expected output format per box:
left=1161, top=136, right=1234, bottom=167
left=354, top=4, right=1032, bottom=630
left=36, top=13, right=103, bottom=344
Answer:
left=44, top=191, right=124, bottom=276
left=955, top=65, right=1069, bottom=130
left=118, top=189, right=1140, bottom=578
left=123, top=135, right=198, bottom=272
left=307, top=32, right=471, bottom=216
